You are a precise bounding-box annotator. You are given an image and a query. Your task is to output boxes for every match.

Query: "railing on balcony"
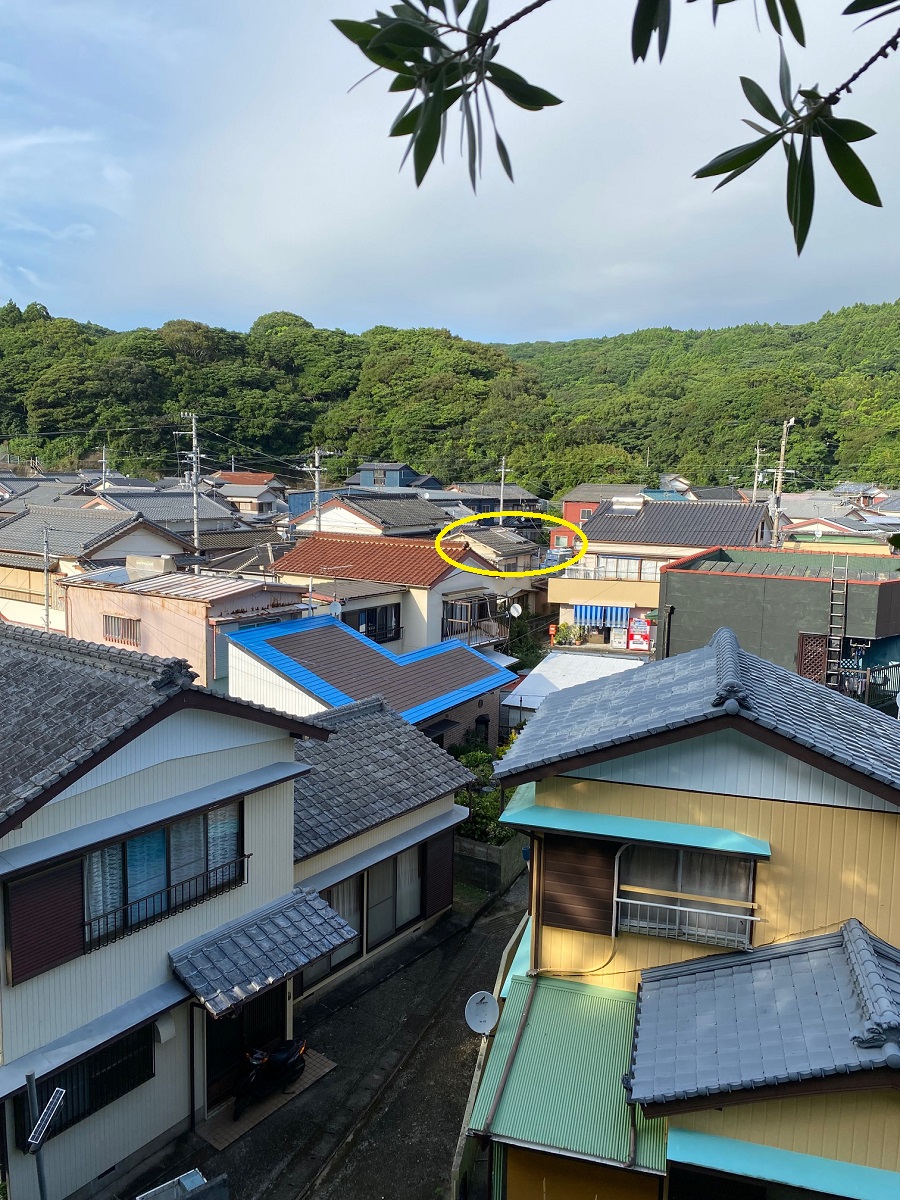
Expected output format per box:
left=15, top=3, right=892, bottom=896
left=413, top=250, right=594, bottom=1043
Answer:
left=441, top=616, right=509, bottom=646
left=616, top=895, right=758, bottom=950
left=85, top=855, right=250, bottom=950
left=834, top=664, right=900, bottom=712
left=370, top=625, right=402, bottom=645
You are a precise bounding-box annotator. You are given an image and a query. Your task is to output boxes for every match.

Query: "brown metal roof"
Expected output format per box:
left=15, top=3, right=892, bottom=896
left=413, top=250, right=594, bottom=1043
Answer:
left=275, top=531, right=481, bottom=587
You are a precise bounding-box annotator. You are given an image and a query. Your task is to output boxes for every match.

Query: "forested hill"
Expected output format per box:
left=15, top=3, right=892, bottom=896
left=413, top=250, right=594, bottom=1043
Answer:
left=0, top=298, right=898, bottom=495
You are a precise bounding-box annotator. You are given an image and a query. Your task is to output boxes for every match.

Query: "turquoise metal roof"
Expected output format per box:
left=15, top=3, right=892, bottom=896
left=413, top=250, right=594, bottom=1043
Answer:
left=499, top=917, right=532, bottom=1000
left=499, top=804, right=770, bottom=858
left=667, top=1130, right=900, bottom=1200
left=469, top=976, right=666, bottom=1173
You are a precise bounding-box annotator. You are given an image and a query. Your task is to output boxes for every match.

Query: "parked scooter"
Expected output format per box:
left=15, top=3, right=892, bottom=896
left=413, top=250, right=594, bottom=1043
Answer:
left=233, top=1037, right=307, bottom=1120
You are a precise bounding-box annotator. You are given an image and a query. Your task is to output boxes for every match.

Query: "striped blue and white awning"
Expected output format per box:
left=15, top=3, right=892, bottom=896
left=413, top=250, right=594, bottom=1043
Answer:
left=574, top=605, right=630, bottom=628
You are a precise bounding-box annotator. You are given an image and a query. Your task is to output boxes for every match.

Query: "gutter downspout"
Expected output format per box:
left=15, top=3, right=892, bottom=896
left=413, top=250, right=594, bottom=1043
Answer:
left=189, top=1002, right=202, bottom=1132
left=662, top=604, right=675, bottom=660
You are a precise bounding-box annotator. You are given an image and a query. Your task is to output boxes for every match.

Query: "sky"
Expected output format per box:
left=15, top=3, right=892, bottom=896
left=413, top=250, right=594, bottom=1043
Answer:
left=0, top=0, right=897, bottom=342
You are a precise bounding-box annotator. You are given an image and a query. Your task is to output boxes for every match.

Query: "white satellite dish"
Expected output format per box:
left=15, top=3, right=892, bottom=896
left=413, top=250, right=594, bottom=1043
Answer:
left=328, top=601, right=342, bottom=617
left=465, top=990, right=500, bottom=1035
left=509, top=603, right=523, bottom=619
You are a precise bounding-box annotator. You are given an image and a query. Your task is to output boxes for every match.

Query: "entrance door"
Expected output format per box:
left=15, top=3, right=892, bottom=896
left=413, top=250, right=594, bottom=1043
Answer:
left=205, top=983, right=287, bottom=1109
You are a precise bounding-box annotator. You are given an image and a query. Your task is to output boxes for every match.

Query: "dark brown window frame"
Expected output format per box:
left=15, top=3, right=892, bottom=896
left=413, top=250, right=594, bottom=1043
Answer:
left=4, top=799, right=248, bottom=983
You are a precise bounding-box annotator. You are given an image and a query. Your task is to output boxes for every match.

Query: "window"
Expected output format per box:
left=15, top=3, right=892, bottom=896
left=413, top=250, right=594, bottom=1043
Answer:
left=102, top=615, right=141, bottom=647
left=579, top=507, right=593, bottom=521
left=14, top=1027, right=154, bottom=1148
left=541, top=835, right=618, bottom=935
left=553, top=535, right=568, bottom=548
left=258, top=501, right=273, bottom=514
left=640, top=560, right=661, bottom=582
left=373, top=469, right=386, bottom=486
left=77, top=803, right=244, bottom=953
left=594, top=557, right=641, bottom=581
left=617, top=846, right=755, bottom=949
left=367, top=848, right=423, bottom=952
left=343, top=603, right=401, bottom=644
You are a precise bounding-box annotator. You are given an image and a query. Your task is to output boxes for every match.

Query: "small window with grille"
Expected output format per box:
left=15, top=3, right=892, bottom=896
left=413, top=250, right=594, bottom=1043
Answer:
left=103, top=615, right=141, bottom=647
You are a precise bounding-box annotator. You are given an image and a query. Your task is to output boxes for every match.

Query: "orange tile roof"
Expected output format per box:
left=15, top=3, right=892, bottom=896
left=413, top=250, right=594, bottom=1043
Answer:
left=213, top=471, right=276, bottom=485
left=275, top=532, right=481, bottom=588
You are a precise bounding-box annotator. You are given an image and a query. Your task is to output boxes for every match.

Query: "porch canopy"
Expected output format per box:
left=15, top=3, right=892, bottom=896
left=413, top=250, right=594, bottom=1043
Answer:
left=469, top=975, right=666, bottom=1173
left=170, top=887, right=356, bottom=1017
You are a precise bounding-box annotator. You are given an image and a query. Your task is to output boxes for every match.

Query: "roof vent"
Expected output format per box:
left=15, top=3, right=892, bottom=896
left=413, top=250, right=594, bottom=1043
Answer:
left=610, top=495, right=645, bottom=515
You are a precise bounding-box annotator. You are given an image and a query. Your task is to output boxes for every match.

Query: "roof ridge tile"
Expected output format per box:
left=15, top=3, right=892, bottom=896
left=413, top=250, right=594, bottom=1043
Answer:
left=842, top=918, right=900, bottom=1047
left=710, top=627, right=753, bottom=713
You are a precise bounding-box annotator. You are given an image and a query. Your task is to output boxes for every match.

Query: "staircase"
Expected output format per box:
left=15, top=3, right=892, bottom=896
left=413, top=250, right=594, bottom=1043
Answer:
left=825, top=555, right=850, bottom=688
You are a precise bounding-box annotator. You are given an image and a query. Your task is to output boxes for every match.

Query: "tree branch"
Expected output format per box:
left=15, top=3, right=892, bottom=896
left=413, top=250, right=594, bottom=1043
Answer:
left=825, top=25, right=900, bottom=105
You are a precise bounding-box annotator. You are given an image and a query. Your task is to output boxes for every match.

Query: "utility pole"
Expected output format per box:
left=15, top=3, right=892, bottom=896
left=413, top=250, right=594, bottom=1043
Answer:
left=43, top=526, right=50, bottom=632
left=498, top=455, right=507, bottom=526
left=301, top=448, right=335, bottom=533
left=25, top=1072, right=49, bottom=1200
left=231, top=453, right=236, bottom=473
left=101, top=443, right=108, bottom=492
left=180, top=412, right=202, bottom=574
left=751, top=441, right=762, bottom=504
left=772, top=418, right=795, bottom=544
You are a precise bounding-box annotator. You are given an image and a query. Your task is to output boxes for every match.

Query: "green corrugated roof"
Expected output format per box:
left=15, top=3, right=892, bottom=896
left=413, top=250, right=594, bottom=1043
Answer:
left=500, top=803, right=770, bottom=858
left=469, top=976, right=666, bottom=1174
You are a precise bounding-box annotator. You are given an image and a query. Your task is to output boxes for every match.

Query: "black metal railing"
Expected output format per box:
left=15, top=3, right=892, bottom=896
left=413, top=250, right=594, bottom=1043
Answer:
left=84, top=855, right=250, bottom=950
left=370, top=625, right=403, bottom=644
left=441, top=616, right=509, bottom=646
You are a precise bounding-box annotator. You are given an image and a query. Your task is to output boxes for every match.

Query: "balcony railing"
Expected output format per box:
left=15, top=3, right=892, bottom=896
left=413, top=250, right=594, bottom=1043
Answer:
left=615, top=895, right=758, bottom=950
left=441, top=616, right=509, bottom=646
left=369, top=625, right=402, bottom=644
left=85, top=855, right=250, bottom=950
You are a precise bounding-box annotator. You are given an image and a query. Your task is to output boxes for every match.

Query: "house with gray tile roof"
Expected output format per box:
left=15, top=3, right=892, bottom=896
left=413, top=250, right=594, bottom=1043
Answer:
left=461, top=627, right=900, bottom=1199
left=86, top=488, right=244, bottom=536
left=288, top=697, right=472, bottom=989
left=0, top=506, right=192, bottom=632
left=0, top=624, right=356, bottom=1198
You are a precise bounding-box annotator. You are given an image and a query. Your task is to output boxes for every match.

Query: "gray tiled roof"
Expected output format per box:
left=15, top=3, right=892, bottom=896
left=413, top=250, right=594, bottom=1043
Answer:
left=340, top=496, right=449, bottom=528
left=465, top=528, right=538, bottom=553
left=581, top=498, right=769, bottom=547
left=560, top=484, right=646, bottom=503
left=169, top=887, right=357, bottom=1016
left=449, top=482, right=540, bottom=501
left=0, top=483, right=87, bottom=513
left=628, top=919, right=900, bottom=1107
left=0, top=505, right=175, bottom=558
left=494, top=626, right=900, bottom=796
left=98, top=490, right=237, bottom=521
left=0, top=624, right=197, bottom=822
left=293, top=697, right=474, bottom=861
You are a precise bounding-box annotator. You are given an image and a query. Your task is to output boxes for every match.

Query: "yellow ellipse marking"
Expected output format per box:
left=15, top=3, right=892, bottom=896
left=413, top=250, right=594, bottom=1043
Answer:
left=434, top=510, right=588, bottom=579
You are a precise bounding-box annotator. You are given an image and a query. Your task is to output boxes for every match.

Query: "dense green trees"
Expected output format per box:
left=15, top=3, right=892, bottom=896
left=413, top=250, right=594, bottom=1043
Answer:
left=1, top=298, right=900, bottom=490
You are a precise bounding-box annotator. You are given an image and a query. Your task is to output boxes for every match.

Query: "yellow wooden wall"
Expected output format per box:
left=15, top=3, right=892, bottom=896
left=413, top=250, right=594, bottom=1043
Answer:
left=506, top=1146, right=661, bottom=1200
left=533, top=776, right=900, bottom=989
left=671, top=1090, right=900, bottom=1173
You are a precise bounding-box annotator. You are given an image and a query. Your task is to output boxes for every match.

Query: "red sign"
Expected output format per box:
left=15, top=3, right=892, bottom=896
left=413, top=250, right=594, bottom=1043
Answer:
left=549, top=625, right=557, bottom=636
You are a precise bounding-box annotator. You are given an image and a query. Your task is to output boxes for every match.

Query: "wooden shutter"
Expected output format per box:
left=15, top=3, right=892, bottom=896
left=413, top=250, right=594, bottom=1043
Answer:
left=541, top=834, right=618, bottom=936
left=424, top=831, right=454, bottom=917
left=6, top=860, right=85, bottom=983
left=797, top=632, right=827, bottom=682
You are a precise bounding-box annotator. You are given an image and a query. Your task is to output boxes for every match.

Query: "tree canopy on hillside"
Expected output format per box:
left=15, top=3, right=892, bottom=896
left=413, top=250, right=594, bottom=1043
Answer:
left=1, top=298, right=900, bottom=490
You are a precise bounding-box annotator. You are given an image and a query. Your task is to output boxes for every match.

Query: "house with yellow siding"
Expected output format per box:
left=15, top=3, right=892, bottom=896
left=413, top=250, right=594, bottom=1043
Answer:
left=459, top=627, right=900, bottom=1200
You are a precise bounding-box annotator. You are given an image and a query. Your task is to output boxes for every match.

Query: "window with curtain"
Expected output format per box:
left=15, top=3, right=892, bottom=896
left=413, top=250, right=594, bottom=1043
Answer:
left=208, top=803, right=241, bottom=886
left=169, top=813, right=207, bottom=903
left=640, top=559, right=661, bottom=581
left=127, top=829, right=168, bottom=923
left=366, top=858, right=396, bottom=950
left=395, top=848, right=422, bottom=929
left=84, top=845, right=124, bottom=946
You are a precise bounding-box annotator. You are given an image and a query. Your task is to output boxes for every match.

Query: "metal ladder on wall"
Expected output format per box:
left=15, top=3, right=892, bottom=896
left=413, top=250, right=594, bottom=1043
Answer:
left=825, top=555, right=850, bottom=688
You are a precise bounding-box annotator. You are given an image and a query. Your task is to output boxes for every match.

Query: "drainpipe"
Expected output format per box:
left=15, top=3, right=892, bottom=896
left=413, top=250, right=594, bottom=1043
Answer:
left=625, top=1093, right=638, bottom=1168
left=189, top=1002, right=202, bottom=1131
left=662, top=604, right=675, bottom=660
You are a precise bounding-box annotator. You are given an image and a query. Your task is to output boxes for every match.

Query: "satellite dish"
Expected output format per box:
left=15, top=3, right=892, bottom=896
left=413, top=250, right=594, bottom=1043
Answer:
left=328, top=601, right=342, bottom=617
left=465, top=990, right=500, bottom=1035
left=509, top=603, right=523, bottom=619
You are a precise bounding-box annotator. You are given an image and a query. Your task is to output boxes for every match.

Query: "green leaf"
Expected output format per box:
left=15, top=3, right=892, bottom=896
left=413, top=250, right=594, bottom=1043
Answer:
left=468, top=0, right=489, bottom=35
left=778, top=40, right=794, bottom=113
left=843, top=0, right=900, bottom=12
left=764, top=0, right=782, bottom=34
left=740, top=76, right=782, bottom=125
left=632, top=0, right=661, bottom=63
left=787, top=132, right=814, bottom=254
left=778, top=0, right=805, bottom=45
left=413, top=91, right=444, bottom=185
left=332, top=19, right=378, bottom=47
left=390, top=85, right=465, bottom=136
left=694, top=131, right=783, bottom=179
left=819, top=117, right=877, bottom=143
left=486, top=65, right=562, bottom=110
left=388, top=75, right=418, bottom=91
left=461, top=91, right=477, bottom=190
left=818, top=121, right=882, bottom=206
left=368, top=20, right=445, bottom=51
left=495, top=132, right=513, bottom=181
